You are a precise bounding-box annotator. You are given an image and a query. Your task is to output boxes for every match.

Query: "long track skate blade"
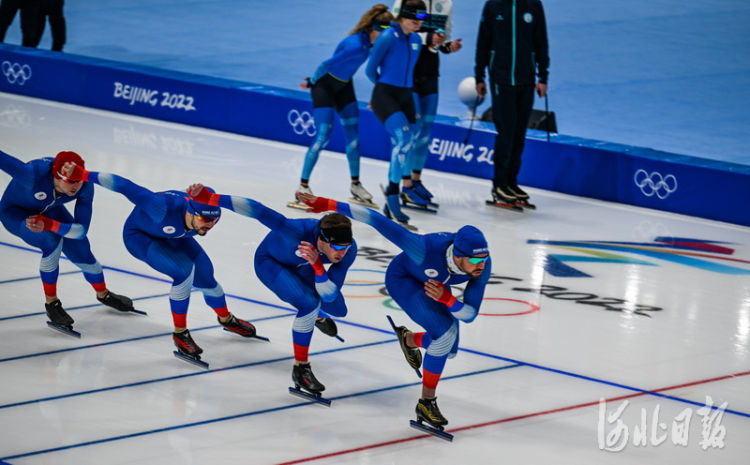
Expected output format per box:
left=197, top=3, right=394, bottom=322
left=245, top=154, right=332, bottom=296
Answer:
left=286, top=202, right=312, bottom=212
left=46, top=321, right=81, bottom=338
left=348, top=197, right=379, bottom=210
left=221, top=327, right=270, bottom=341
left=516, top=200, right=536, bottom=210
left=173, top=351, right=209, bottom=369
left=485, top=200, right=523, bottom=212
left=409, top=420, right=453, bottom=441
left=401, top=202, right=438, bottom=214
left=288, top=387, right=332, bottom=406
left=385, top=315, right=422, bottom=379
left=334, top=334, right=345, bottom=343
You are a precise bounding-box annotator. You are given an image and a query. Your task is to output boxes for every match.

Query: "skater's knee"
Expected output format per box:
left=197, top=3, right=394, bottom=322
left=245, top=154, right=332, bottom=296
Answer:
left=425, top=324, right=458, bottom=357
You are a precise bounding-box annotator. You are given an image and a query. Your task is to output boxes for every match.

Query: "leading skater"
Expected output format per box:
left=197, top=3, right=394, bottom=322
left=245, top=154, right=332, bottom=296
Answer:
left=0, top=149, right=133, bottom=335
left=297, top=191, right=490, bottom=432
left=63, top=164, right=259, bottom=365
left=189, top=185, right=357, bottom=400
left=292, top=4, right=394, bottom=209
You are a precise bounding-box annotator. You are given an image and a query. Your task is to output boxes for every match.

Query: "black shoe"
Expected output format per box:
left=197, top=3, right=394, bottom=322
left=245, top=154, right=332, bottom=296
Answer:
left=416, top=397, right=448, bottom=427
left=395, top=326, right=422, bottom=370
left=292, top=363, right=325, bottom=394
left=492, top=185, right=517, bottom=204
left=507, top=184, right=529, bottom=200
left=173, top=329, right=203, bottom=357
left=45, top=299, right=74, bottom=327
left=315, top=317, right=338, bottom=338
left=219, top=314, right=256, bottom=337
left=97, top=290, right=134, bottom=312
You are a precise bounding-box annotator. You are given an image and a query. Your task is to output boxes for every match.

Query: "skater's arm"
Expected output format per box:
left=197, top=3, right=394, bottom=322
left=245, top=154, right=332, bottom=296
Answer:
left=325, top=241, right=357, bottom=296
left=25, top=214, right=86, bottom=239
left=299, top=193, right=426, bottom=263
left=0, top=149, right=35, bottom=185
left=455, top=258, right=492, bottom=323
left=365, top=30, right=392, bottom=83
left=298, top=240, right=353, bottom=303
left=67, top=165, right=167, bottom=221
left=188, top=184, right=291, bottom=231
left=474, top=2, right=493, bottom=85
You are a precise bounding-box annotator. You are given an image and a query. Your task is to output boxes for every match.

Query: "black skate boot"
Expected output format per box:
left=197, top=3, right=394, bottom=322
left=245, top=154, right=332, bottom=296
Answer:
left=219, top=314, right=256, bottom=337
left=45, top=299, right=74, bottom=327
left=315, top=317, right=338, bottom=338
left=172, top=329, right=208, bottom=368
left=173, top=329, right=203, bottom=357
left=395, top=326, right=422, bottom=370
left=507, top=184, right=536, bottom=209
left=486, top=186, right=523, bottom=212
left=416, top=397, right=448, bottom=427
left=97, top=290, right=135, bottom=312
left=292, top=363, right=326, bottom=394
left=411, top=397, right=453, bottom=440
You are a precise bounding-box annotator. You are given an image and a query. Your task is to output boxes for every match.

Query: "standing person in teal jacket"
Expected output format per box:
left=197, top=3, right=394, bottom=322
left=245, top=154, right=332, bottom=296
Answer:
left=365, top=0, right=427, bottom=231
left=292, top=4, right=394, bottom=210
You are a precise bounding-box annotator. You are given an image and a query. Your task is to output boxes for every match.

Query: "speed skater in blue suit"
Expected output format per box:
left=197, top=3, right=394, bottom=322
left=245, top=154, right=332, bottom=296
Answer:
left=0, top=149, right=133, bottom=334
left=63, top=163, right=259, bottom=361
left=297, top=191, right=490, bottom=428
left=294, top=4, right=394, bottom=207
left=188, top=184, right=357, bottom=396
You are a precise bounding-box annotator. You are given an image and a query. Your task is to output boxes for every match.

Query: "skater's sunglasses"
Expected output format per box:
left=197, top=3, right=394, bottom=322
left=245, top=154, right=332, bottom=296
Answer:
left=195, top=215, right=220, bottom=224
left=466, top=255, right=489, bottom=265
left=329, top=242, right=352, bottom=251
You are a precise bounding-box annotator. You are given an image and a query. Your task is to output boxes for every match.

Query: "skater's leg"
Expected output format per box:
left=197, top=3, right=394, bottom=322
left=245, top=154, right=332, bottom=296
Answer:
left=300, top=107, right=334, bottom=185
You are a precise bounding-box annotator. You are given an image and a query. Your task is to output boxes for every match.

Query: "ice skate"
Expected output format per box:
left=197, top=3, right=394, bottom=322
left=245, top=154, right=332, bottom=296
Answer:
left=486, top=186, right=523, bottom=212
left=315, top=317, right=344, bottom=343
left=413, top=180, right=439, bottom=208
left=349, top=182, right=378, bottom=209
left=220, top=314, right=270, bottom=341
left=401, top=186, right=438, bottom=214
left=411, top=397, right=453, bottom=441
left=172, top=329, right=208, bottom=369
left=97, top=290, right=146, bottom=315
left=386, top=315, right=422, bottom=378
left=381, top=184, right=418, bottom=231
left=288, top=184, right=314, bottom=211
left=289, top=362, right=331, bottom=406
left=45, top=299, right=81, bottom=338
left=507, top=184, right=536, bottom=210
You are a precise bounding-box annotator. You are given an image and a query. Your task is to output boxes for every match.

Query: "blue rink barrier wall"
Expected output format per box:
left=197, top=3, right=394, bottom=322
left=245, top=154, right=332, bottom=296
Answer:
left=2, top=44, right=748, bottom=227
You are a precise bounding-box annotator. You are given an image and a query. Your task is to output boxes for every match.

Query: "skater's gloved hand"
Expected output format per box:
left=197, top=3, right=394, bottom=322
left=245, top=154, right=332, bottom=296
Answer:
left=187, top=183, right=220, bottom=206
left=297, top=192, right=337, bottom=213
left=26, top=215, right=60, bottom=233
left=424, top=279, right=457, bottom=307
left=61, top=162, right=89, bottom=182
left=298, top=241, right=326, bottom=275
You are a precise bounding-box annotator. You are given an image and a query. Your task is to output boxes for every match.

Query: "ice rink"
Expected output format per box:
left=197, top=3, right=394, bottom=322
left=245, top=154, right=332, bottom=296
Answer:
left=0, top=92, right=748, bottom=464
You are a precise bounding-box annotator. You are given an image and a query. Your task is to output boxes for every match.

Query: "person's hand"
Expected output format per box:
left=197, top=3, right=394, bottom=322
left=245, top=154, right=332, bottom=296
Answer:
left=62, top=162, right=89, bottom=182
left=448, top=38, right=462, bottom=52
left=26, top=215, right=59, bottom=233
left=476, top=81, right=488, bottom=98
left=296, top=192, right=337, bottom=213
left=432, top=32, right=446, bottom=47
left=297, top=241, right=321, bottom=266
left=299, top=77, right=312, bottom=90
left=536, top=82, right=548, bottom=98
left=424, top=279, right=456, bottom=306
left=187, top=183, right=219, bottom=205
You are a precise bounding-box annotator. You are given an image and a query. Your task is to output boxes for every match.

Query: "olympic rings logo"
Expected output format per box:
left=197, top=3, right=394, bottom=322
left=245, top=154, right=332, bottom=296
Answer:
left=633, top=169, right=678, bottom=199
left=287, top=109, right=316, bottom=136
left=2, top=61, right=32, bottom=85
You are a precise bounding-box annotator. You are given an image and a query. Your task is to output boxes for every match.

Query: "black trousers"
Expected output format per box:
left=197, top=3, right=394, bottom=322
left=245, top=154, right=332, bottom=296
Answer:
left=33, top=0, right=65, bottom=51
left=489, top=84, right=535, bottom=188
left=0, top=0, right=41, bottom=47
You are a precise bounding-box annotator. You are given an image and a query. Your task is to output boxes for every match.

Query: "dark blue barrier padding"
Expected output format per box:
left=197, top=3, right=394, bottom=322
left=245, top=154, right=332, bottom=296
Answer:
left=1, top=44, right=748, bottom=226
